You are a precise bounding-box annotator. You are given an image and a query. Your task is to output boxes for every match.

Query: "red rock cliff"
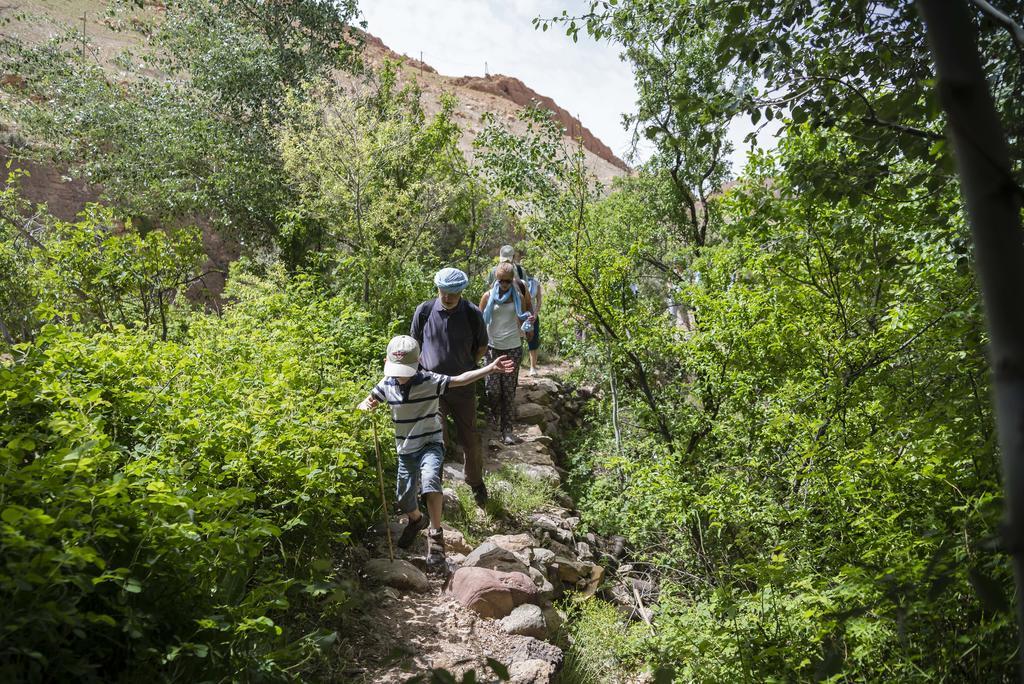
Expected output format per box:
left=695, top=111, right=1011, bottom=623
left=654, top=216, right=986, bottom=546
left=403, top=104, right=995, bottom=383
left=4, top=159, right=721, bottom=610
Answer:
left=451, top=73, right=629, bottom=172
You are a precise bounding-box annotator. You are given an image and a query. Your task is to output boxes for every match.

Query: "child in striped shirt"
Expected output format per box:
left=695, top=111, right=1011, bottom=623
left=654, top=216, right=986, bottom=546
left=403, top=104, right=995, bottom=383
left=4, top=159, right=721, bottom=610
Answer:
left=358, top=335, right=513, bottom=570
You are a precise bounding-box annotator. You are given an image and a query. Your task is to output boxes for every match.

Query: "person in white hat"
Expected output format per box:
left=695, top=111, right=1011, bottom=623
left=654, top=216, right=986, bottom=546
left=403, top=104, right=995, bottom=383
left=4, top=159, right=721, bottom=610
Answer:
left=359, top=335, right=513, bottom=570
left=487, top=244, right=530, bottom=287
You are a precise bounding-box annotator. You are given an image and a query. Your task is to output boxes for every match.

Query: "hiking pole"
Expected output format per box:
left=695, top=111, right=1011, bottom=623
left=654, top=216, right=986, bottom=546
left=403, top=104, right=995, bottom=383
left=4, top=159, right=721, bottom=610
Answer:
left=370, top=417, right=395, bottom=563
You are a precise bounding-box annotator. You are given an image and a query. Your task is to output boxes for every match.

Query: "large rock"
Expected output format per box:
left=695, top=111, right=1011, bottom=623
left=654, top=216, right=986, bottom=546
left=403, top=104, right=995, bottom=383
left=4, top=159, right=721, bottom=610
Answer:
left=583, top=564, right=605, bottom=596
left=521, top=424, right=545, bottom=441
left=542, top=606, right=565, bottom=636
left=530, top=547, right=556, bottom=569
left=443, top=525, right=473, bottom=555
left=500, top=442, right=555, bottom=466
left=528, top=566, right=556, bottom=603
left=513, top=463, right=562, bottom=485
left=516, top=402, right=548, bottom=426
left=528, top=377, right=561, bottom=395
left=505, top=637, right=564, bottom=676
left=463, top=542, right=531, bottom=575
left=447, top=566, right=538, bottom=618
left=525, top=389, right=554, bottom=407
left=363, top=558, right=430, bottom=593
left=509, top=659, right=555, bottom=684
left=544, top=539, right=577, bottom=558
left=499, top=603, right=547, bottom=638
left=442, top=487, right=463, bottom=519
left=529, top=512, right=575, bottom=544
left=550, top=556, right=593, bottom=585
left=487, top=533, right=538, bottom=553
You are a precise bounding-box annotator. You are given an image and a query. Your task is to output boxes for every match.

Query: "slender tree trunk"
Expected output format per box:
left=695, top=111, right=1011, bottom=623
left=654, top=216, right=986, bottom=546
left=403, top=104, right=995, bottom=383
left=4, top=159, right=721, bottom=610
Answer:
left=0, top=317, right=14, bottom=346
left=465, top=185, right=477, bottom=275
left=917, top=0, right=1024, bottom=667
left=158, top=289, right=168, bottom=342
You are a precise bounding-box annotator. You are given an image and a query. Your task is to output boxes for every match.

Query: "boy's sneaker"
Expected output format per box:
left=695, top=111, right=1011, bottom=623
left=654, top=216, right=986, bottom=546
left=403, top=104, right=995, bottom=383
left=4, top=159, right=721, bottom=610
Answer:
left=397, top=513, right=429, bottom=549
left=426, top=528, right=446, bottom=571
left=528, top=367, right=537, bottom=376
left=472, top=482, right=488, bottom=507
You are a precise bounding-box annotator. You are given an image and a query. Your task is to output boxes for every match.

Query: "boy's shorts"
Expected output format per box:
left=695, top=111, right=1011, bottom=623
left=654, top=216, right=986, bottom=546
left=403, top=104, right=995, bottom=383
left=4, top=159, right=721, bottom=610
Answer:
left=396, top=442, right=444, bottom=514
left=527, top=316, right=541, bottom=351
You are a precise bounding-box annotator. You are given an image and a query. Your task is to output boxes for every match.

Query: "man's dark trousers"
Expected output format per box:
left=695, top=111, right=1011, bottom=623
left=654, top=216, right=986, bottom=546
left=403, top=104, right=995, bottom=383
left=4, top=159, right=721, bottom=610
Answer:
left=439, top=384, right=483, bottom=488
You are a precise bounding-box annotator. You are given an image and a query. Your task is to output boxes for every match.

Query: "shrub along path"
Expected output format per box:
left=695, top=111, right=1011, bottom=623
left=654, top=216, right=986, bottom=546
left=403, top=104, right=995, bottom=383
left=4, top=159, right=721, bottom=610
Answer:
left=329, top=367, right=627, bottom=684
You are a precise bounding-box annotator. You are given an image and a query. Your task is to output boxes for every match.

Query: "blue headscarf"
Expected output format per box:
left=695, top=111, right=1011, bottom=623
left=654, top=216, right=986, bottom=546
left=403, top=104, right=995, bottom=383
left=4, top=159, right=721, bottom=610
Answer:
left=433, top=267, right=468, bottom=293
left=482, top=280, right=532, bottom=332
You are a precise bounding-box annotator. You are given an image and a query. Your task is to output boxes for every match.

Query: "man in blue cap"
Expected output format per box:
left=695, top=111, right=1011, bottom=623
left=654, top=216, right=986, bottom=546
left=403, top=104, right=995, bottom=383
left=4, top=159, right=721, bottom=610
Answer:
left=411, top=268, right=490, bottom=506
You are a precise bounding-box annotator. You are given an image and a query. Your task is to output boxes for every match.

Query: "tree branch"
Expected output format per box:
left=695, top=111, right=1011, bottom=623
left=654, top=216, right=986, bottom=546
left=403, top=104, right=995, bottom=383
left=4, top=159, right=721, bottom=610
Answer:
left=971, top=0, right=1024, bottom=49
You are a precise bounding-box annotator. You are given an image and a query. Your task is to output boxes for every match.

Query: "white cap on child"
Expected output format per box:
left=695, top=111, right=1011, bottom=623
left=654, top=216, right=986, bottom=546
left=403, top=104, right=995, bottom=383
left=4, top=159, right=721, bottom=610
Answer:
left=384, top=335, right=420, bottom=377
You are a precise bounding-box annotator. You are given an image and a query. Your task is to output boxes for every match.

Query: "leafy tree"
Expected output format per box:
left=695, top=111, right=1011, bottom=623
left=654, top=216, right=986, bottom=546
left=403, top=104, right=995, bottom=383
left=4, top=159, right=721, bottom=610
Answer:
left=0, top=170, right=203, bottom=345
left=278, top=64, right=468, bottom=321
left=526, top=1, right=1020, bottom=676
left=0, top=0, right=363, bottom=245
left=0, top=169, right=40, bottom=345
left=476, top=106, right=680, bottom=446
left=539, top=0, right=744, bottom=250
left=560, top=126, right=1014, bottom=681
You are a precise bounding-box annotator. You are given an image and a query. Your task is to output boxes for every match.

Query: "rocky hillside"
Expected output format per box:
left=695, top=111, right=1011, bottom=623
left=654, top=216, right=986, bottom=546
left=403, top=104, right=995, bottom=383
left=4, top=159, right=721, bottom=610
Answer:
left=359, top=33, right=631, bottom=181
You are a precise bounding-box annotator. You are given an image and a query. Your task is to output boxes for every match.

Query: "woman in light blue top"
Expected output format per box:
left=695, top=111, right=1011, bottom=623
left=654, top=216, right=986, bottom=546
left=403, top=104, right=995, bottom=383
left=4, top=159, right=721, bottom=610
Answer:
left=479, top=262, right=534, bottom=444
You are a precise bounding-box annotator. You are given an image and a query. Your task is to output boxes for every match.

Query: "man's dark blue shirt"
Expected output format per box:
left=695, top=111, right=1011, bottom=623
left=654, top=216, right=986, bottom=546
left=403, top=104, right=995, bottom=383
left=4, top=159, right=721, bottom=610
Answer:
left=411, top=298, right=487, bottom=376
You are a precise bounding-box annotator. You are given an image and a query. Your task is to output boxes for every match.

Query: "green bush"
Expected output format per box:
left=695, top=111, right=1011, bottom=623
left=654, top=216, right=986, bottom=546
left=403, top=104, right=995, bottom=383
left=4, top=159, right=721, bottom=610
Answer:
left=555, top=129, right=1016, bottom=681
left=0, top=264, right=387, bottom=681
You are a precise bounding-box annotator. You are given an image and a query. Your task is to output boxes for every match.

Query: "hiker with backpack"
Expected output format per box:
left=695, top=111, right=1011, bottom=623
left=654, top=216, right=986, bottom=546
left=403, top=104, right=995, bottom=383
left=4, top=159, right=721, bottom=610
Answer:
left=358, top=335, right=514, bottom=571
left=488, top=244, right=543, bottom=375
left=479, top=262, right=535, bottom=445
left=410, top=268, right=491, bottom=507
left=525, top=272, right=542, bottom=376
left=487, top=244, right=530, bottom=286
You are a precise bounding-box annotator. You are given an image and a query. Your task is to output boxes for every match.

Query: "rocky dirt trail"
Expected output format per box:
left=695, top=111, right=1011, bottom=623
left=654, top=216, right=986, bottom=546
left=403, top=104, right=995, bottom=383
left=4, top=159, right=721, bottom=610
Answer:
left=334, top=366, right=635, bottom=683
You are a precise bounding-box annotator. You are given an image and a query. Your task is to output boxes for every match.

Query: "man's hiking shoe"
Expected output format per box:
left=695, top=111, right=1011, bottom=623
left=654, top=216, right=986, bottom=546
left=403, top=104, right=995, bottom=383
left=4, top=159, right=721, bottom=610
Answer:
left=397, top=514, right=429, bottom=549
left=472, top=482, right=488, bottom=507
left=501, top=432, right=517, bottom=446
left=426, top=528, right=446, bottom=572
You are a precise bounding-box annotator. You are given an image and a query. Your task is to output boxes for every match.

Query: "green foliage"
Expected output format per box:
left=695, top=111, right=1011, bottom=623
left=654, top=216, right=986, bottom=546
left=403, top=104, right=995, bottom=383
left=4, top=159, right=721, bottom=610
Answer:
left=443, top=467, right=558, bottom=545
left=561, top=128, right=1015, bottom=680
left=141, top=0, right=363, bottom=125
left=519, top=3, right=1022, bottom=679
left=486, top=466, right=558, bottom=522
left=33, top=206, right=203, bottom=340
left=0, top=171, right=203, bottom=346
left=278, top=65, right=473, bottom=321
left=561, top=598, right=648, bottom=683
left=0, top=0, right=362, bottom=244
left=0, top=169, right=38, bottom=345
left=0, top=264, right=386, bottom=681
left=476, top=111, right=685, bottom=446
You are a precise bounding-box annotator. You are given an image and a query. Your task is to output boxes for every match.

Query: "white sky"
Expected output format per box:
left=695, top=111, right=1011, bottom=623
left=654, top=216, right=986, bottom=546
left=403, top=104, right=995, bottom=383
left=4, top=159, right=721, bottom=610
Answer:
left=359, top=0, right=765, bottom=173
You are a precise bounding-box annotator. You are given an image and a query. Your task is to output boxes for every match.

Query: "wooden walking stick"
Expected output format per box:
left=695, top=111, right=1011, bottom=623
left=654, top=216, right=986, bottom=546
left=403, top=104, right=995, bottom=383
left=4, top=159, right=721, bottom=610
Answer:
left=370, top=417, right=395, bottom=562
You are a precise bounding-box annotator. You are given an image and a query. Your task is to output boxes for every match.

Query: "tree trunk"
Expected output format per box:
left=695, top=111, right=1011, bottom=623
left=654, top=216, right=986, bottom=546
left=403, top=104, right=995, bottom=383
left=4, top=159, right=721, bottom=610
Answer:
left=0, top=317, right=13, bottom=346
left=917, top=0, right=1024, bottom=667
